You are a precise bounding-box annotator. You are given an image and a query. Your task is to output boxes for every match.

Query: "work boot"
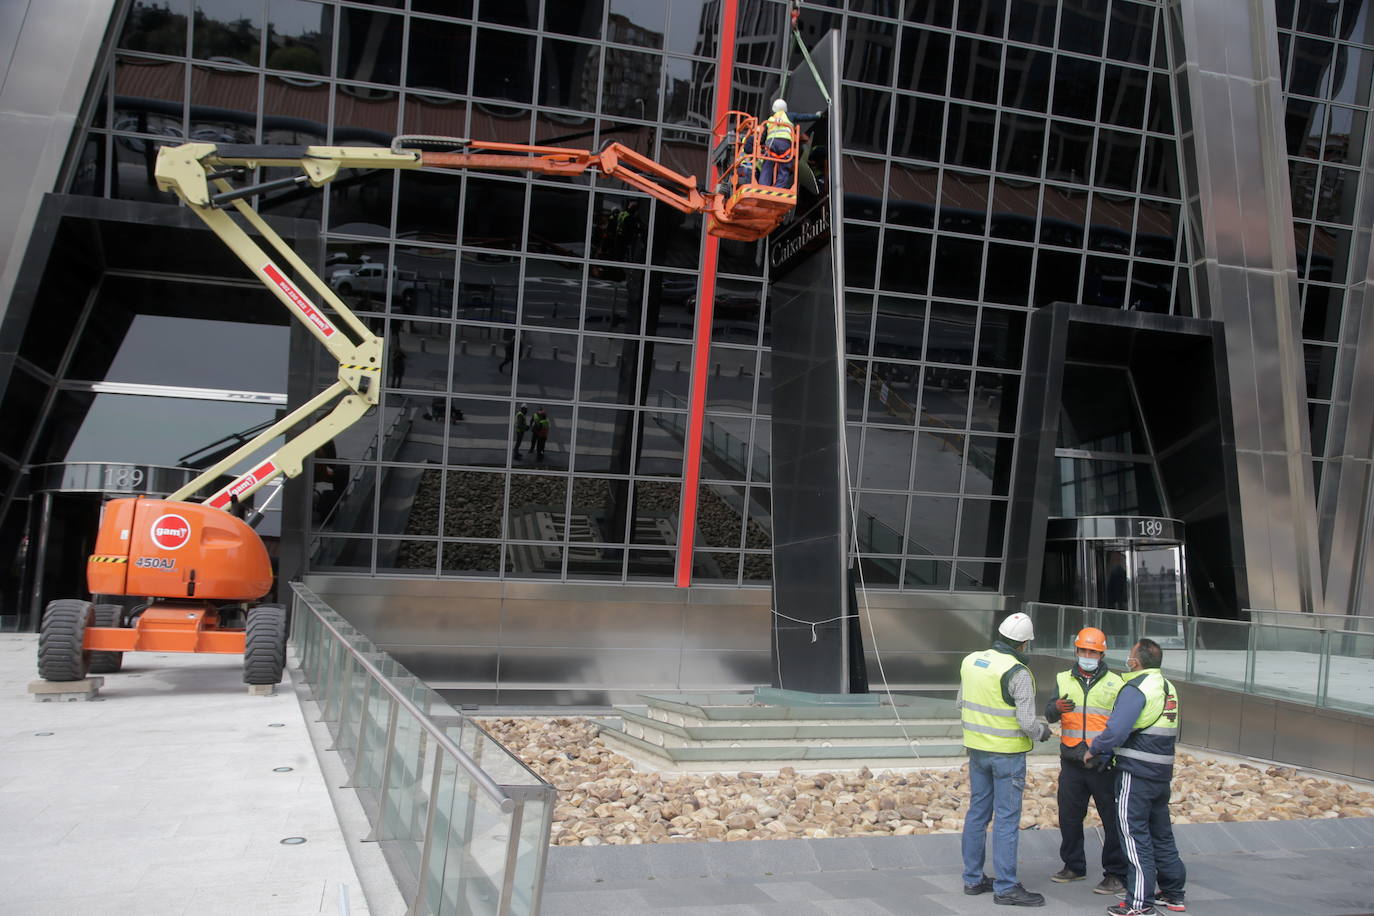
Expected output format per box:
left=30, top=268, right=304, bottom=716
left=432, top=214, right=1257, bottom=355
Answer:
left=1106, top=904, right=1157, bottom=916
left=963, top=876, right=994, bottom=895
left=1094, top=875, right=1126, bottom=894
left=994, top=884, right=1046, bottom=907
left=1153, top=891, right=1186, bottom=912
left=1052, top=868, right=1086, bottom=883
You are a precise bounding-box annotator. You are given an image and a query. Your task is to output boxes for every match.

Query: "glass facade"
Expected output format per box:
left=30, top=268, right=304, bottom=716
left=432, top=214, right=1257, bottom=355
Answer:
left=1276, top=0, right=1374, bottom=492
left=50, top=0, right=1200, bottom=593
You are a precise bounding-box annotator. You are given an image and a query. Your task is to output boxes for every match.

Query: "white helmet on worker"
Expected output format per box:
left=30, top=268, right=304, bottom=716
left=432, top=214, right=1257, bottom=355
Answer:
left=772, top=98, right=788, bottom=113
left=998, top=612, right=1034, bottom=643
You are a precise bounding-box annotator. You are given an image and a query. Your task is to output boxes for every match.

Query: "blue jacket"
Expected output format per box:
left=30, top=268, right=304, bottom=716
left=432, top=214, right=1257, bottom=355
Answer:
left=1088, top=674, right=1175, bottom=780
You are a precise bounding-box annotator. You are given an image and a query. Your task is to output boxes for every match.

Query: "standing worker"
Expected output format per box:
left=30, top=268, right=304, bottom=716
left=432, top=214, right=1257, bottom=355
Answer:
left=959, top=611, right=1053, bottom=908
left=532, top=407, right=550, bottom=461
left=1084, top=639, right=1186, bottom=915
left=760, top=98, right=795, bottom=188
left=1045, top=627, right=1127, bottom=896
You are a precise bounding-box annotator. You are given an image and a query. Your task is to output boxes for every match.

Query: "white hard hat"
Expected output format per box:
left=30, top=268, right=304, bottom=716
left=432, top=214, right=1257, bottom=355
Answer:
left=998, top=612, right=1034, bottom=643
left=772, top=98, right=788, bottom=113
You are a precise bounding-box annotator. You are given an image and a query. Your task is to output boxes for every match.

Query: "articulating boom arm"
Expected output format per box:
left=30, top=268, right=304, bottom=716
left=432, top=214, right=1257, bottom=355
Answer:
left=154, top=143, right=406, bottom=510
left=152, top=127, right=795, bottom=509
left=411, top=125, right=798, bottom=242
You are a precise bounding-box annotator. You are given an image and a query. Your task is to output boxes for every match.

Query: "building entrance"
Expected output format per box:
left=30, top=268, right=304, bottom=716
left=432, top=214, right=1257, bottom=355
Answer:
left=1041, top=515, right=1188, bottom=646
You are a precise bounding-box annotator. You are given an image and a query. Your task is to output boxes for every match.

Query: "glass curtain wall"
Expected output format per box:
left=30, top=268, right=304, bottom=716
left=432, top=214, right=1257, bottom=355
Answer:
left=1274, top=0, right=1374, bottom=497
left=66, top=0, right=1192, bottom=592
left=829, top=0, right=1191, bottom=592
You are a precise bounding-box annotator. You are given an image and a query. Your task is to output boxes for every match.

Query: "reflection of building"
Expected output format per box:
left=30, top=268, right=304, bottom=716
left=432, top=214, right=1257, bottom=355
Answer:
left=2, top=2, right=1373, bottom=695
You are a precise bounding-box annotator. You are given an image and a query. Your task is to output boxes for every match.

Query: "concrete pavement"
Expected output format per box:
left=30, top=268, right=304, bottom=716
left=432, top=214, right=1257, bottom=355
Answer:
left=0, top=634, right=401, bottom=916
left=542, top=814, right=1374, bottom=915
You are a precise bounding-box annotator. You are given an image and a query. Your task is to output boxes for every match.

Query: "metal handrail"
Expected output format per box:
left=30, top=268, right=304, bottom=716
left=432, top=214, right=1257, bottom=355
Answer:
left=291, top=582, right=516, bottom=811
left=1025, top=601, right=1374, bottom=717
left=289, top=582, right=557, bottom=915
left=1246, top=607, right=1374, bottom=632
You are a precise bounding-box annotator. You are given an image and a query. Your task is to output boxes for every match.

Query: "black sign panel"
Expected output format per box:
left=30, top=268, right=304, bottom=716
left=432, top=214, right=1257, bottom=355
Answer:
left=768, top=195, right=831, bottom=281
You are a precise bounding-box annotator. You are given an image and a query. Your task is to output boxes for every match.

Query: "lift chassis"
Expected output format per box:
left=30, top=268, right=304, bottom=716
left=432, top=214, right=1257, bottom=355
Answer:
left=37, top=117, right=798, bottom=687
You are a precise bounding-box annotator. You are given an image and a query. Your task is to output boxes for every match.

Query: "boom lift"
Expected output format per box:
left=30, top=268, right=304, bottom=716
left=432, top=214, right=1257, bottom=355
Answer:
left=36, top=115, right=799, bottom=686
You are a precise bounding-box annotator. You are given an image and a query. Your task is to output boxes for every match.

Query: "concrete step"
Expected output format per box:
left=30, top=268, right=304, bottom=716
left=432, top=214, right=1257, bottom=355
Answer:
left=615, top=707, right=962, bottom=748
left=600, top=724, right=1065, bottom=773
left=638, top=692, right=960, bottom=728
left=598, top=691, right=1031, bottom=772
left=598, top=725, right=967, bottom=770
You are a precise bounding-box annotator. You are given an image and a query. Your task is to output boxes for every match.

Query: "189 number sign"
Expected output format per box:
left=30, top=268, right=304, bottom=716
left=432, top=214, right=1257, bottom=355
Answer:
left=103, top=465, right=145, bottom=490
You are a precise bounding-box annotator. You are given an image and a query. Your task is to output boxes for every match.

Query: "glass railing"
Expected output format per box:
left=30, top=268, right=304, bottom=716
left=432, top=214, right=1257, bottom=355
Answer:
left=653, top=388, right=769, bottom=481
left=289, top=582, right=556, bottom=916
left=1025, top=602, right=1374, bottom=717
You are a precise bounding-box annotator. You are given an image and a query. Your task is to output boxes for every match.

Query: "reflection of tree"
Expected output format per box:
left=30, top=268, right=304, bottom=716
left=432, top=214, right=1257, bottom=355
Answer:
left=194, top=13, right=260, bottom=64
left=120, top=5, right=188, bottom=55
left=267, top=43, right=324, bottom=75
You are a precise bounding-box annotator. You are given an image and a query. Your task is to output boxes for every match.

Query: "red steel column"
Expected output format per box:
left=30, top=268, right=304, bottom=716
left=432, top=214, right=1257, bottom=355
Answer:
left=675, top=0, right=739, bottom=587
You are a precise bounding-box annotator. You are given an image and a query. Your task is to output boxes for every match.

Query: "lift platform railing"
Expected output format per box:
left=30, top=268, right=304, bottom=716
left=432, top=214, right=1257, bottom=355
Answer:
left=1025, top=601, right=1374, bottom=717
left=289, top=582, right=556, bottom=916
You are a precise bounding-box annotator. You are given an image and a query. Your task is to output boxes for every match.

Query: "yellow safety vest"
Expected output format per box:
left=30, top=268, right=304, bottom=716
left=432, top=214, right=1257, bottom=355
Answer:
left=1116, top=669, right=1180, bottom=769
left=960, top=648, right=1034, bottom=753
left=765, top=111, right=794, bottom=142
left=1055, top=668, right=1124, bottom=748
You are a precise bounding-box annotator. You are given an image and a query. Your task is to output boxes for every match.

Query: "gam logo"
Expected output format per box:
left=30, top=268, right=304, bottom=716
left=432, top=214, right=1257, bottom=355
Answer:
left=149, top=513, right=192, bottom=551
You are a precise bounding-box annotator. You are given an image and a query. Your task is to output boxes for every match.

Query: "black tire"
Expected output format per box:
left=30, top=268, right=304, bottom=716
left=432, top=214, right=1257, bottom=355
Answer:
left=38, top=599, right=94, bottom=682
left=88, top=603, right=125, bottom=674
left=244, top=604, right=287, bottom=685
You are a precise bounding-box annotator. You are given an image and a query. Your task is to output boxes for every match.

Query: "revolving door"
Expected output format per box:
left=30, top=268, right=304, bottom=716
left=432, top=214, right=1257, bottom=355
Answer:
left=1040, top=515, right=1189, bottom=645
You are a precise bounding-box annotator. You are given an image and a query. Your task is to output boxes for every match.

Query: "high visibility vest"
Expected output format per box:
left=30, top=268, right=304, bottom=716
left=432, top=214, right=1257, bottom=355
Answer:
left=765, top=111, right=794, bottom=142
left=1056, top=668, right=1124, bottom=748
left=1115, top=669, right=1180, bottom=777
left=960, top=648, right=1034, bottom=753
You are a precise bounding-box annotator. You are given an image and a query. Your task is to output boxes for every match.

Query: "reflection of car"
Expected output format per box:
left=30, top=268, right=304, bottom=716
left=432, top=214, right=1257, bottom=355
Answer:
left=657, top=274, right=697, bottom=303
left=330, top=264, right=418, bottom=307
left=327, top=262, right=364, bottom=285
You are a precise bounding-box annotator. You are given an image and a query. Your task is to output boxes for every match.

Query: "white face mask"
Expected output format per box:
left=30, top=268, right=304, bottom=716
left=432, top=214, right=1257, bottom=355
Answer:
left=1078, top=656, right=1100, bottom=672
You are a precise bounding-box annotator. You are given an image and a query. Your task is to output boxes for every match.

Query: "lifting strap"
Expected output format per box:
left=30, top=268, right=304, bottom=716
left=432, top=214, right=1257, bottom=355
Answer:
left=779, top=2, right=832, bottom=107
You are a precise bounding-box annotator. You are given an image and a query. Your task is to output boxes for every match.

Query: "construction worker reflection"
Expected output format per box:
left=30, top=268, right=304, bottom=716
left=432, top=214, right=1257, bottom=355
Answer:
left=532, top=407, right=551, bottom=461
left=612, top=201, right=642, bottom=260
left=512, top=403, right=531, bottom=459
left=497, top=328, right=515, bottom=374
left=388, top=344, right=406, bottom=388
left=761, top=98, right=794, bottom=188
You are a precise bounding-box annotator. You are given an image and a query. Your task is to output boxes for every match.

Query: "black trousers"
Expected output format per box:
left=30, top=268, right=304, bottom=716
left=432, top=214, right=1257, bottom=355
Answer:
left=1058, top=758, right=1127, bottom=878
left=1117, top=769, right=1186, bottom=910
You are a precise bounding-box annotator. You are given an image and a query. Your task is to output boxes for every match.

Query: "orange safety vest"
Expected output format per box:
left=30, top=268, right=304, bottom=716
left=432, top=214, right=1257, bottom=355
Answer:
left=1055, top=667, right=1123, bottom=748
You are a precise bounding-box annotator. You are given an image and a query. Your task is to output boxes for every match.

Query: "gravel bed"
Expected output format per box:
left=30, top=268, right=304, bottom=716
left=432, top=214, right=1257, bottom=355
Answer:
left=478, top=716, right=1374, bottom=846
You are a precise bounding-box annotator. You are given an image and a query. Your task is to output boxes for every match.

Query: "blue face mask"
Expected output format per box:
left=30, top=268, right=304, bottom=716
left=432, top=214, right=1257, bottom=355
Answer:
left=1078, top=657, right=1100, bottom=672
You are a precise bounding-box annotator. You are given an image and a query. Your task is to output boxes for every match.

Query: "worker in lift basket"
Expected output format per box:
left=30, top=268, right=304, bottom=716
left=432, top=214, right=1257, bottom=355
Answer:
left=760, top=98, right=795, bottom=189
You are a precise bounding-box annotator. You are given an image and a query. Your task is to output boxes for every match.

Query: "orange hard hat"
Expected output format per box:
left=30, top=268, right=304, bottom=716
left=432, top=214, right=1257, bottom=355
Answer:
left=1074, top=627, right=1107, bottom=653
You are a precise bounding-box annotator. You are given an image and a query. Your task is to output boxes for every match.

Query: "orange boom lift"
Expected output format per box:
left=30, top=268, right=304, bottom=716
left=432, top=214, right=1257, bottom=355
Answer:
left=37, top=120, right=798, bottom=686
